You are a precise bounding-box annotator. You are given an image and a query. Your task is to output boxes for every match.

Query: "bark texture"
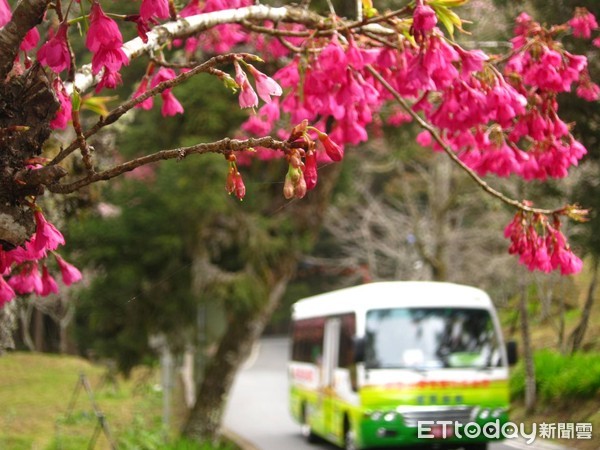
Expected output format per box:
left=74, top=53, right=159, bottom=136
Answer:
left=0, top=64, right=59, bottom=248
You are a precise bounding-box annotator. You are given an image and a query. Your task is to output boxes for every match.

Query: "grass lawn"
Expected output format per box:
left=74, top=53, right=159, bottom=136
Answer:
left=0, top=352, right=236, bottom=450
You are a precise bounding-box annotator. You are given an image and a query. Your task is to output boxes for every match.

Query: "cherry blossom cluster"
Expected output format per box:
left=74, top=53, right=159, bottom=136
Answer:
left=235, top=5, right=596, bottom=275
left=0, top=208, right=82, bottom=307
left=225, top=154, right=246, bottom=200
left=282, top=121, right=343, bottom=200
left=504, top=210, right=583, bottom=275
left=133, top=65, right=184, bottom=116
left=224, top=120, right=343, bottom=201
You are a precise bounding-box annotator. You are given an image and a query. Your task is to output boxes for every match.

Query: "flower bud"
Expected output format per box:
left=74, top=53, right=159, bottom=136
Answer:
left=318, top=132, right=344, bottom=161
left=289, top=151, right=303, bottom=169
left=234, top=171, right=246, bottom=200
left=287, top=164, right=302, bottom=185
left=283, top=174, right=295, bottom=199
left=304, top=151, right=318, bottom=190
left=226, top=166, right=236, bottom=194
left=295, top=176, right=307, bottom=199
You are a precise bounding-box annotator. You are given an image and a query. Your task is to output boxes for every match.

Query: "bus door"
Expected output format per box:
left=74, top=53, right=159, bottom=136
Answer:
left=321, top=317, right=341, bottom=439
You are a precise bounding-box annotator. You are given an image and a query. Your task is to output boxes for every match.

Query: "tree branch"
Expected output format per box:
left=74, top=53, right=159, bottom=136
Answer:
left=48, top=136, right=289, bottom=194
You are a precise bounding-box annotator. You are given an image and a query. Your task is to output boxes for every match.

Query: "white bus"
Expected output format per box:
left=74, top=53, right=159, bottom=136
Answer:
left=289, top=281, right=517, bottom=450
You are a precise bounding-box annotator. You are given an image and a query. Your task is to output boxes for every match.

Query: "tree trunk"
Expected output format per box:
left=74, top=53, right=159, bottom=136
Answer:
left=569, top=257, right=599, bottom=353
left=0, top=301, right=17, bottom=354
left=182, top=277, right=289, bottom=440
left=19, top=300, right=35, bottom=351
left=33, top=307, right=45, bottom=352
left=519, top=285, right=536, bottom=413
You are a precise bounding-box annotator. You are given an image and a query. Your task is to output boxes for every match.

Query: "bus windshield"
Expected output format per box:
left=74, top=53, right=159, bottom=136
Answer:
left=365, top=307, right=502, bottom=370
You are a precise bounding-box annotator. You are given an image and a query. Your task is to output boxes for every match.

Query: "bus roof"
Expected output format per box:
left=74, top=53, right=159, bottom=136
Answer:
left=292, top=281, right=493, bottom=321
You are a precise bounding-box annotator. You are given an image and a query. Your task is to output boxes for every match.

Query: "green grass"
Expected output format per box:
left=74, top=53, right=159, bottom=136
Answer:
left=0, top=352, right=237, bottom=450
left=510, top=349, right=600, bottom=403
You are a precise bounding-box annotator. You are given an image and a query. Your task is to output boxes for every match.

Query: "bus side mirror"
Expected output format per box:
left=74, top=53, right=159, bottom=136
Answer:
left=506, top=340, right=518, bottom=366
left=353, top=337, right=366, bottom=363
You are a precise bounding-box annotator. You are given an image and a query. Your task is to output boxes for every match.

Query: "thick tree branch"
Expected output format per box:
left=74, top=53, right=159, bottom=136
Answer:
left=70, top=5, right=325, bottom=94
left=0, top=0, right=49, bottom=79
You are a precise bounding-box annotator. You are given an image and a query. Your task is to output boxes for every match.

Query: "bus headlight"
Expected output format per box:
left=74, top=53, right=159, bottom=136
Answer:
left=491, top=408, right=506, bottom=418
left=383, top=412, right=398, bottom=422
left=369, top=411, right=383, bottom=421
left=478, top=408, right=490, bottom=419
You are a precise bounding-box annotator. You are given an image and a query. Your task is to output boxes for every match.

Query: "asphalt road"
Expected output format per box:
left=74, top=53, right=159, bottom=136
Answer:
left=224, top=337, right=569, bottom=450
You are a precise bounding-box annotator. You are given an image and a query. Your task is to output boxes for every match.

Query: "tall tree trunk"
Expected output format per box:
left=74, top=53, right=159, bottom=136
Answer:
left=33, top=307, right=45, bottom=352
left=519, top=285, right=536, bottom=413
left=182, top=278, right=289, bottom=440
left=0, top=301, right=17, bottom=354
left=19, top=300, right=35, bottom=351
left=182, top=164, right=341, bottom=442
left=569, top=257, right=599, bottom=353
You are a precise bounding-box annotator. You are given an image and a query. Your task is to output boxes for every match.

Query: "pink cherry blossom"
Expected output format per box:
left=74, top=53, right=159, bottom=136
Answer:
left=504, top=213, right=583, bottom=275
left=234, top=62, right=259, bottom=109
left=21, top=28, right=40, bottom=52
left=0, top=276, right=16, bottom=307
left=568, top=8, right=598, bottom=39
left=246, top=65, right=282, bottom=103
left=0, top=0, right=10, bottom=26
left=50, top=79, right=72, bottom=130
left=96, top=69, right=123, bottom=92
left=576, top=78, right=600, bottom=101
left=9, top=263, right=43, bottom=295
left=39, top=265, right=59, bottom=296
left=150, top=68, right=185, bottom=117
left=86, top=2, right=123, bottom=53
left=140, top=0, right=170, bottom=21
left=33, top=211, right=65, bottom=253
left=161, top=91, right=184, bottom=116
left=133, top=78, right=154, bottom=110
left=86, top=1, right=128, bottom=91
left=413, top=1, right=437, bottom=34
left=37, top=25, right=71, bottom=73
left=54, top=255, right=83, bottom=285
left=91, top=48, right=129, bottom=76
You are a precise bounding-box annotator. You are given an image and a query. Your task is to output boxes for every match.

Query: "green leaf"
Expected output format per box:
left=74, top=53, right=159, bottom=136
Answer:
left=429, top=0, right=469, bottom=7
left=433, top=5, right=463, bottom=39
left=82, top=95, right=118, bottom=116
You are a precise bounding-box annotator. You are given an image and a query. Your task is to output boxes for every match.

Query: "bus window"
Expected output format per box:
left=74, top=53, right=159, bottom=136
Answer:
left=292, top=317, right=325, bottom=363
left=365, top=307, right=501, bottom=369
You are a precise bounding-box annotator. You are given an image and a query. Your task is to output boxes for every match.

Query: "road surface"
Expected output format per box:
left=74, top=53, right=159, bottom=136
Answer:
left=224, top=337, right=569, bottom=450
